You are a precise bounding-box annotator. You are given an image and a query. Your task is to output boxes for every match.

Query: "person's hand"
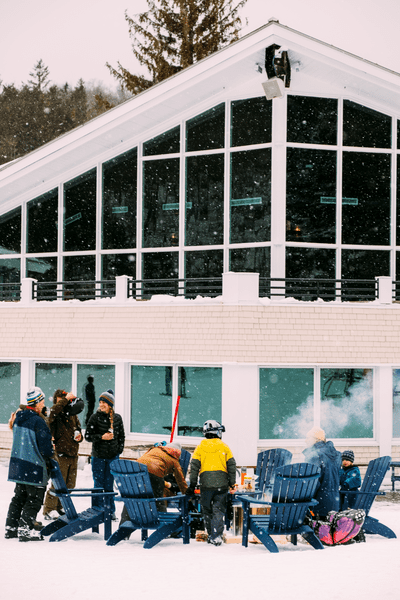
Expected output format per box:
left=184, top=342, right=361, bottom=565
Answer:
left=185, top=486, right=196, bottom=497
left=229, top=485, right=237, bottom=494
left=66, top=392, right=76, bottom=401
left=102, top=432, right=114, bottom=440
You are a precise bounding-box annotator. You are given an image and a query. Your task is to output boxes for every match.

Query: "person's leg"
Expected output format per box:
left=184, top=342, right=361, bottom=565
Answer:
left=209, top=490, right=228, bottom=542
left=64, top=456, right=78, bottom=490
left=91, top=457, right=106, bottom=508
left=149, top=473, right=167, bottom=512
left=200, top=489, right=214, bottom=538
left=103, top=457, right=117, bottom=514
left=5, top=484, right=27, bottom=537
left=18, top=485, right=46, bottom=540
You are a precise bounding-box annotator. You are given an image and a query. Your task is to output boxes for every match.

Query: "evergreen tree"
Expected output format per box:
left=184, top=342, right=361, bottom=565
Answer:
left=27, top=59, right=51, bottom=91
left=107, top=0, right=247, bottom=95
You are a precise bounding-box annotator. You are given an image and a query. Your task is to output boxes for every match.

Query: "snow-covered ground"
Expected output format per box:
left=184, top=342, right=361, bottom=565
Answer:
left=1, top=458, right=400, bottom=600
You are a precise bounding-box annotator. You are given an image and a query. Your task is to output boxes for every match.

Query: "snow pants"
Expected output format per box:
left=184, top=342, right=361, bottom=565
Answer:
left=43, top=454, right=78, bottom=514
left=91, top=455, right=118, bottom=513
left=200, top=488, right=228, bottom=541
left=6, top=483, right=46, bottom=531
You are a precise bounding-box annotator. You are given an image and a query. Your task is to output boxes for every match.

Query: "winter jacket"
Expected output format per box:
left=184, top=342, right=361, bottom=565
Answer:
left=47, top=396, right=82, bottom=457
left=138, top=447, right=188, bottom=493
left=189, top=438, right=236, bottom=490
left=303, top=440, right=341, bottom=517
left=8, top=406, right=54, bottom=487
left=339, top=464, right=361, bottom=508
left=85, top=409, right=125, bottom=459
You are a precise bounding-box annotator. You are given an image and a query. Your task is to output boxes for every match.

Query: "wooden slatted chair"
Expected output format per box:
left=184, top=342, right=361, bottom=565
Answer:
left=340, top=455, right=396, bottom=539
left=106, top=459, right=190, bottom=548
left=40, top=459, right=116, bottom=542
left=255, top=448, right=293, bottom=493
left=238, top=462, right=324, bottom=553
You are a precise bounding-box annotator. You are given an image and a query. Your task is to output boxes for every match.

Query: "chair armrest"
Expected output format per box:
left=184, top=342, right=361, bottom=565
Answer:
left=339, top=490, right=385, bottom=496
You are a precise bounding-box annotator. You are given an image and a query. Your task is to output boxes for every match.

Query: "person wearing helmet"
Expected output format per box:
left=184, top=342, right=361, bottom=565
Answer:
left=186, top=420, right=236, bottom=546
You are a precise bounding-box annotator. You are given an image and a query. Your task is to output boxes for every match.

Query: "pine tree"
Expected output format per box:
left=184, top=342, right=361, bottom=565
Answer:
left=27, top=59, right=51, bottom=91
left=107, top=0, right=247, bottom=95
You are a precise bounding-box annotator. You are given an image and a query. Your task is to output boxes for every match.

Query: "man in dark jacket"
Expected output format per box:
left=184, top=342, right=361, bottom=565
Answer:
left=43, top=389, right=84, bottom=519
left=85, top=390, right=125, bottom=519
left=5, top=387, right=54, bottom=541
left=303, top=427, right=341, bottom=518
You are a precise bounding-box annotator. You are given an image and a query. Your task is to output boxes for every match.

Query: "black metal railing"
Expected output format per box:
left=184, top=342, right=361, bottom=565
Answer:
left=0, top=277, right=391, bottom=303
left=32, top=280, right=116, bottom=301
left=0, top=282, right=21, bottom=301
left=127, top=277, right=223, bottom=299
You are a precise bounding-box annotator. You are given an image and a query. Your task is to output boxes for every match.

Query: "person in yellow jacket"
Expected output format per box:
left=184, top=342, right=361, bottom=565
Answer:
left=186, top=420, right=236, bottom=546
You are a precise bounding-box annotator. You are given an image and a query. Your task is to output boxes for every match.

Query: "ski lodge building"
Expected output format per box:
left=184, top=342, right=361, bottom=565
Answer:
left=1, top=19, right=400, bottom=467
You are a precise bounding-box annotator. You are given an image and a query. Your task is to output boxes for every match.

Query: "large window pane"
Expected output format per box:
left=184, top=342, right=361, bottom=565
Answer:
left=260, top=368, right=314, bottom=439
left=77, top=364, right=115, bottom=427
left=396, top=158, right=400, bottom=245
left=131, top=365, right=173, bottom=435
left=0, top=362, right=20, bottom=424
left=0, top=258, right=20, bottom=283
left=142, top=252, right=178, bottom=296
left=35, top=363, right=72, bottom=404
left=63, top=255, right=96, bottom=299
left=230, top=247, right=270, bottom=277
left=287, top=96, right=337, bottom=145
left=27, top=257, right=58, bottom=300
left=102, top=149, right=137, bottom=250
left=177, top=367, right=222, bottom=437
left=231, top=96, right=272, bottom=147
left=286, top=248, right=336, bottom=300
left=102, top=254, right=136, bottom=280
left=186, top=154, right=224, bottom=246
left=342, top=152, right=390, bottom=245
left=186, top=103, right=225, bottom=152
left=342, top=249, right=389, bottom=301
left=185, top=250, right=223, bottom=296
left=143, top=158, right=179, bottom=248
left=27, top=189, right=58, bottom=253
left=286, top=148, right=336, bottom=243
left=230, top=148, right=271, bottom=243
left=321, top=368, right=373, bottom=438
left=343, top=100, right=391, bottom=148
left=64, top=169, right=96, bottom=251
left=393, top=369, right=400, bottom=437
left=0, top=207, right=21, bottom=254
left=143, top=126, right=180, bottom=156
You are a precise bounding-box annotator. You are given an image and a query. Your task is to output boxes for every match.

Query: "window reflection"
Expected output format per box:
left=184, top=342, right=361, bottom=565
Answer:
left=286, top=247, right=336, bottom=300
left=0, top=258, right=20, bottom=283
left=177, top=367, right=222, bottom=437
left=342, top=249, right=389, bottom=300
left=230, top=148, right=271, bottom=243
left=186, top=154, right=224, bottom=246
left=286, top=148, right=336, bottom=243
left=0, top=362, right=20, bottom=424
left=231, top=96, right=272, bottom=147
left=0, top=207, right=21, bottom=254
left=35, top=363, right=72, bottom=402
left=63, top=256, right=96, bottom=299
left=102, top=149, right=137, bottom=250
left=186, top=103, right=225, bottom=152
left=230, top=247, right=270, bottom=277
left=321, top=368, right=373, bottom=438
left=185, top=249, right=223, bottom=296
left=260, top=368, right=314, bottom=439
left=131, top=365, right=173, bottom=434
left=102, top=254, right=136, bottom=279
left=27, top=257, right=58, bottom=300
left=144, top=126, right=180, bottom=156
left=396, top=160, right=400, bottom=245
left=143, top=158, right=179, bottom=248
left=77, top=364, right=115, bottom=427
left=64, top=169, right=96, bottom=252
left=142, top=252, right=178, bottom=296
left=27, top=190, right=58, bottom=253
left=287, top=96, right=337, bottom=145
left=343, top=100, right=391, bottom=148
left=342, top=152, right=390, bottom=245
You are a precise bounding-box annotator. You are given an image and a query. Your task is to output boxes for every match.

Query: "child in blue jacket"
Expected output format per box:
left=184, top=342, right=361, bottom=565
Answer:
left=339, top=450, right=362, bottom=510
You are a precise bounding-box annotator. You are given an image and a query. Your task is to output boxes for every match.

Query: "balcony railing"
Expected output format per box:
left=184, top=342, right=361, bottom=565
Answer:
left=0, top=276, right=396, bottom=303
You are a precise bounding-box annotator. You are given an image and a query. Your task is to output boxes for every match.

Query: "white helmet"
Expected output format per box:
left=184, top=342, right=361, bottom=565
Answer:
left=203, top=420, right=225, bottom=438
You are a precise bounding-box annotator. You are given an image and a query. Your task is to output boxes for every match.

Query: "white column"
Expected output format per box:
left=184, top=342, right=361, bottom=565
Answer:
left=21, top=278, right=36, bottom=305
left=115, top=275, right=130, bottom=303
left=376, top=366, right=392, bottom=458
left=222, top=364, right=259, bottom=467
left=376, top=276, right=393, bottom=304
left=222, top=272, right=259, bottom=305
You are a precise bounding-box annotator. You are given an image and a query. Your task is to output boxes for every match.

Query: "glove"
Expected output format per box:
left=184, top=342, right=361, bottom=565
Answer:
left=185, top=486, right=196, bottom=497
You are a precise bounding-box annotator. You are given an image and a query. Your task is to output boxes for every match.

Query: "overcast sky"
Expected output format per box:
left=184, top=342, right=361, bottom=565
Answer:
left=1, top=0, right=399, bottom=90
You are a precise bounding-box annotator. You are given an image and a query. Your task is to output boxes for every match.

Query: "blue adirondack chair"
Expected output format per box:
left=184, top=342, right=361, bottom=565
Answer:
left=40, top=459, right=116, bottom=542
left=238, top=462, right=324, bottom=553
left=340, top=455, right=396, bottom=539
left=255, top=448, right=293, bottom=492
left=106, top=459, right=190, bottom=548
left=179, top=448, right=191, bottom=477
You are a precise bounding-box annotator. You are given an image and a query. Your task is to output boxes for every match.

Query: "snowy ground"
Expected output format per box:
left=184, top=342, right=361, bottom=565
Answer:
left=1, top=458, right=400, bottom=600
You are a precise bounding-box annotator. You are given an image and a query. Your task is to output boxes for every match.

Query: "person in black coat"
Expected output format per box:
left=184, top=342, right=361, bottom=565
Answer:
left=85, top=390, right=125, bottom=518
left=339, top=450, right=362, bottom=510
left=303, top=427, right=341, bottom=519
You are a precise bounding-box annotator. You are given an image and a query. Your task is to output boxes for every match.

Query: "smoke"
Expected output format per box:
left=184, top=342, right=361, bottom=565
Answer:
left=273, top=371, right=373, bottom=439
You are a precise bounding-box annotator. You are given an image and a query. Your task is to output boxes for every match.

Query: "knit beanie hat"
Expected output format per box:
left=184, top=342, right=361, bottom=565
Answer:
left=342, top=450, right=355, bottom=463
left=164, top=442, right=181, bottom=459
left=99, top=390, right=115, bottom=408
left=305, top=426, right=326, bottom=446
left=26, top=386, right=45, bottom=406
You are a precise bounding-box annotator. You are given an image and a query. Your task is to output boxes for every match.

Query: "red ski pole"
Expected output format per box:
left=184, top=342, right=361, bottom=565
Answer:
left=170, top=395, right=181, bottom=442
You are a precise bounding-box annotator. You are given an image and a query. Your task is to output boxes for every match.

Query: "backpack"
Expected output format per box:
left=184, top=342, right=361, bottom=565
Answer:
left=311, top=509, right=365, bottom=545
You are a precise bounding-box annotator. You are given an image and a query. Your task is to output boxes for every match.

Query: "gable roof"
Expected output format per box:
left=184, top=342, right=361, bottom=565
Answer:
left=1, top=18, right=399, bottom=212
